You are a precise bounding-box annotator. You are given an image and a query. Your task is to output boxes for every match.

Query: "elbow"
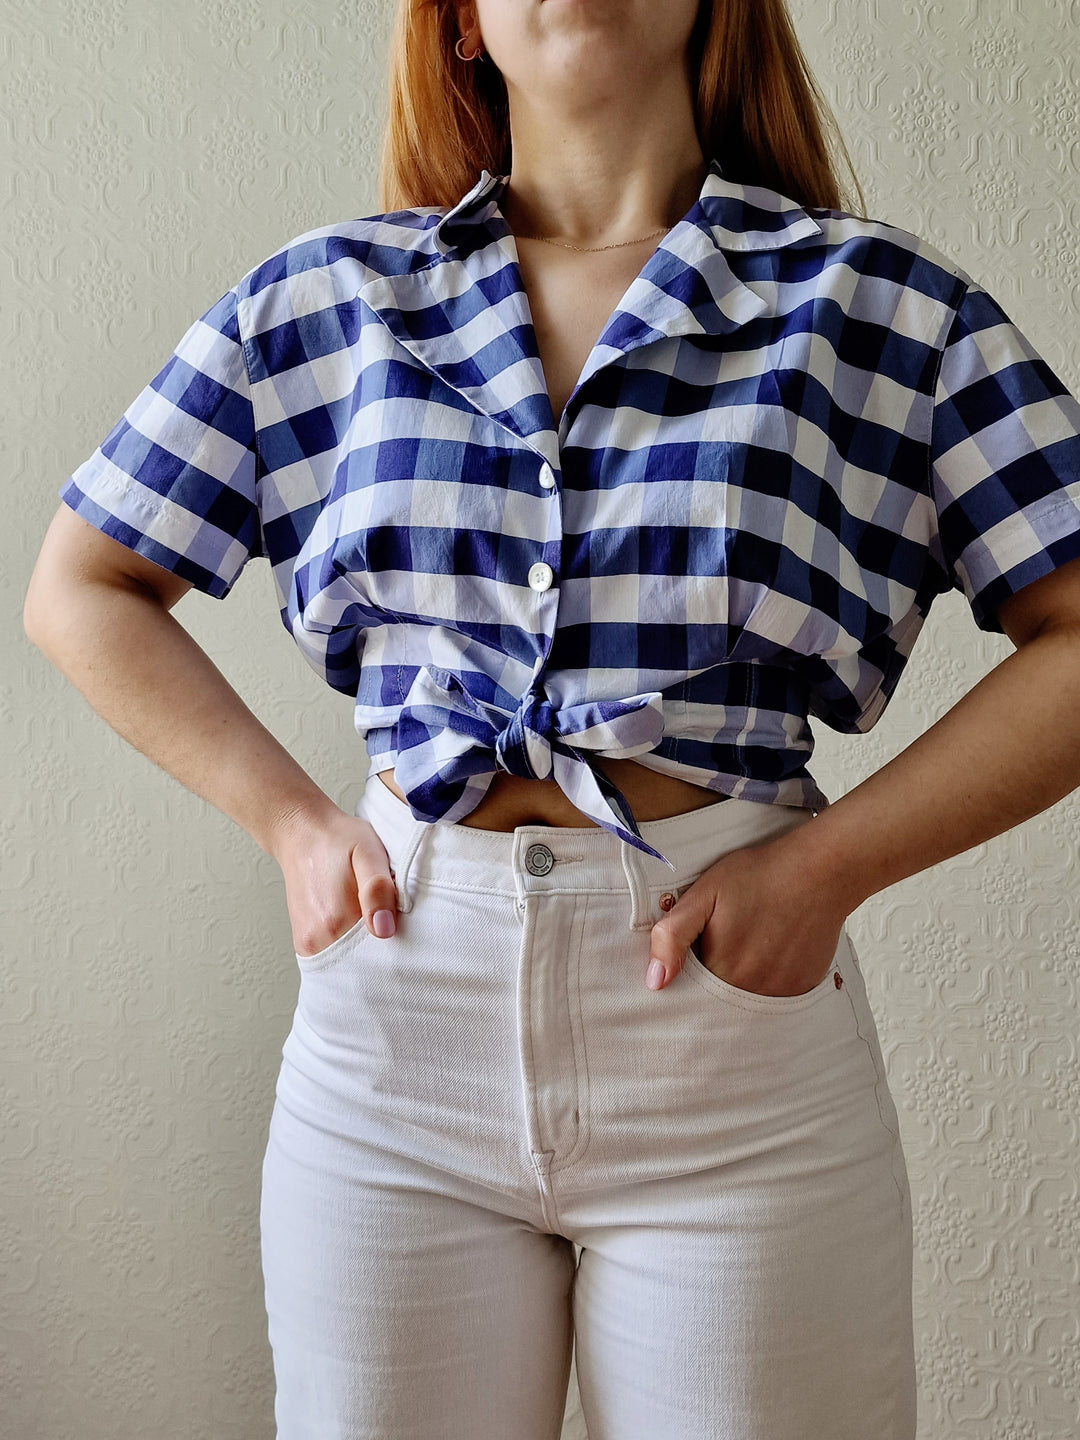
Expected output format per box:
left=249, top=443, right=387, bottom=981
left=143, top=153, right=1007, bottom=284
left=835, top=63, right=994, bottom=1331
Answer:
left=22, top=569, right=78, bottom=659
left=22, top=602, right=64, bottom=666
left=22, top=579, right=51, bottom=652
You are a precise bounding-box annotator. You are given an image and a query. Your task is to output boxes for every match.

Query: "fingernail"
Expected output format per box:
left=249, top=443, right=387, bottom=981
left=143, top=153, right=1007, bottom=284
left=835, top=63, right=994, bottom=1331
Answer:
left=646, top=959, right=666, bottom=990
left=372, top=909, right=396, bottom=938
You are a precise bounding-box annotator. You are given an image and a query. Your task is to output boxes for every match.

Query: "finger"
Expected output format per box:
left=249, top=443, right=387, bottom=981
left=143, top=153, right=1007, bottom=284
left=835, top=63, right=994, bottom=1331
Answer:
left=350, top=829, right=399, bottom=938
left=647, top=881, right=714, bottom=990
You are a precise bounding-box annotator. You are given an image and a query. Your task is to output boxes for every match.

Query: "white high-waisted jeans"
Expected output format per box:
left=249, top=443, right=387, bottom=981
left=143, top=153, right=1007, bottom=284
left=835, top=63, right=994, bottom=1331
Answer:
left=260, top=767, right=916, bottom=1439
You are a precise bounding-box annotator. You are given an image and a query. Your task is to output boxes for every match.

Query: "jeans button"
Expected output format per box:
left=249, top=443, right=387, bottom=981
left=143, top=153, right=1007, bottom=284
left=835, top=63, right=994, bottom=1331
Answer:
left=524, top=843, right=554, bottom=876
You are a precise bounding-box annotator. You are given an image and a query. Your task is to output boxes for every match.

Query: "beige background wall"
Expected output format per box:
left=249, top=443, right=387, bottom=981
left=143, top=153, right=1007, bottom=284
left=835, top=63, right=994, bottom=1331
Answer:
left=4, top=1, right=1079, bottom=1435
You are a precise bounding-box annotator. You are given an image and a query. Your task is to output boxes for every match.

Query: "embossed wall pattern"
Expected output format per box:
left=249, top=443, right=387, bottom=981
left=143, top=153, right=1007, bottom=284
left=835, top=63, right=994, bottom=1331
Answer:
left=4, top=2, right=1079, bottom=1436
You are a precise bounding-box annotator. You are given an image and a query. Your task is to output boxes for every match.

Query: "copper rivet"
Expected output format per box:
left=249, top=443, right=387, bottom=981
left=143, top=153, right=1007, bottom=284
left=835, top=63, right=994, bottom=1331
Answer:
left=659, top=892, right=676, bottom=911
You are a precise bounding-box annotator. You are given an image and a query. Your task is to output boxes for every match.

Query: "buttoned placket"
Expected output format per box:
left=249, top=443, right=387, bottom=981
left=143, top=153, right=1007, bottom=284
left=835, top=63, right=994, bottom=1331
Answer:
left=351, top=159, right=828, bottom=851
left=524, top=453, right=561, bottom=674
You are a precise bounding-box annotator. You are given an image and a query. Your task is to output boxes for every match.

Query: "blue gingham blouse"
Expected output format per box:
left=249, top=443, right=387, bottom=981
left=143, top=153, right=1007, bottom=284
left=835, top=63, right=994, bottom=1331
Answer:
left=59, top=157, right=1080, bottom=868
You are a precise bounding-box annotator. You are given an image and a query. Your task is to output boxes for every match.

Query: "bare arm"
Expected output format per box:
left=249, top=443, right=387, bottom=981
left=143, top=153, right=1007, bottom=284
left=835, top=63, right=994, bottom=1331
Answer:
left=23, top=505, right=336, bottom=852
left=647, top=555, right=1080, bottom=994
left=774, top=556, right=1080, bottom=912
left=23, top=505, right=399, bottom=951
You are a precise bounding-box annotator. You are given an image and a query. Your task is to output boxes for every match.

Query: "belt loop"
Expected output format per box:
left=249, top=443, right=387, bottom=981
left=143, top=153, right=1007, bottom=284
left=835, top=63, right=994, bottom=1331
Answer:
left=619, top=838, right=653, bottom=931
left=392, top=816, right=428, bottom=915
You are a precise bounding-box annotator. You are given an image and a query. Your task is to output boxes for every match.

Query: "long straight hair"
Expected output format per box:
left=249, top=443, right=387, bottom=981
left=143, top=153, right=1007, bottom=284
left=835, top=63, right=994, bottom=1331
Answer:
left=377, top=0, right=868, bottom=219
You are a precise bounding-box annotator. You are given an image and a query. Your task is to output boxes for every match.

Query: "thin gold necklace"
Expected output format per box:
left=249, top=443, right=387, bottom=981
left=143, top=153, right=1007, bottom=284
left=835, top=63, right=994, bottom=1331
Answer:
left=513, top=225, right=670, bottom=253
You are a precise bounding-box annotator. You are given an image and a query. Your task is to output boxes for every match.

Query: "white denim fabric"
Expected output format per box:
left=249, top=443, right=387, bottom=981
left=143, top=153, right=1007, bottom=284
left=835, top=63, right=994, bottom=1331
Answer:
left=260, top=769, right=916, bottom=1439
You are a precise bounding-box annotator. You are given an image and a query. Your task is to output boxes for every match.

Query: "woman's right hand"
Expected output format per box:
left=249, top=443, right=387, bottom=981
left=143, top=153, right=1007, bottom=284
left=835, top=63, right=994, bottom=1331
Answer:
left=270, top=804, right=399, bottom=958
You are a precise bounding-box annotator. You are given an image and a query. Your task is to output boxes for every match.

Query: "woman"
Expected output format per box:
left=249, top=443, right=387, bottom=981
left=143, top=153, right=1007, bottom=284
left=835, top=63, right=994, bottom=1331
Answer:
left=23, top=1, right=1080, bottom=1436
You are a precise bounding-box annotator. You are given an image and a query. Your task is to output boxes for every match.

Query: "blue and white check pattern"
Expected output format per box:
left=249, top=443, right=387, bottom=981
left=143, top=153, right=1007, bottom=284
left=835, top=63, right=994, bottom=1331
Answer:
left=59, top=157, right=1080, bottom=868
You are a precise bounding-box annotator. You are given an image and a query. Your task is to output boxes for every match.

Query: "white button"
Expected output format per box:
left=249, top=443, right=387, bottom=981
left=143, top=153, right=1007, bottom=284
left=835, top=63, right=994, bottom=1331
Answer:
left=538, top=464, right=556, bottom=489
left=528, top=562, right=554, bottom=592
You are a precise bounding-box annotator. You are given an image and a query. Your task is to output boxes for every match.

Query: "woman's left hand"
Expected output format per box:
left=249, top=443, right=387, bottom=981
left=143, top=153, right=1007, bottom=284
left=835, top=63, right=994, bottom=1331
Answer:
left=645, top=832, right=852, bottom=995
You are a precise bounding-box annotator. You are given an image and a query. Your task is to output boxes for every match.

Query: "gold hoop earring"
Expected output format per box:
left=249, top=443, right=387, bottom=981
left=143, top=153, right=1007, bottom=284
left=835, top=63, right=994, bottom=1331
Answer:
left=455, top=36, right=483, bottom=62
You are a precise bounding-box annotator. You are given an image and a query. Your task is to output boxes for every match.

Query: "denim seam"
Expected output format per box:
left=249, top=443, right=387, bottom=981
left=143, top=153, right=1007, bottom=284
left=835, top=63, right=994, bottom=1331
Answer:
left=550, top=892, right=594, bottom=1175
left=408, top=877, right=636, bottom=901
left=679, top=957, right=835, bottom=1014
left=392, top=818, right=431, bottom=914
left=294, top=919, right=370, bottom=971
left=840, top=936, right=907, bottom=1213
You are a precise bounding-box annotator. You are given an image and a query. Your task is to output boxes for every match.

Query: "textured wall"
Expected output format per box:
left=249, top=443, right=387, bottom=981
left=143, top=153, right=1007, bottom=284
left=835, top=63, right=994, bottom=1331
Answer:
left=5, top=1, right=1079, bottom=1436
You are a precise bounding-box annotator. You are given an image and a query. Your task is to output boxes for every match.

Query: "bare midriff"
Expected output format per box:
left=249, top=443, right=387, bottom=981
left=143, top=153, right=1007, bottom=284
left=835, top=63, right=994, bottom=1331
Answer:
left=377, top=757, right=729, bottom=831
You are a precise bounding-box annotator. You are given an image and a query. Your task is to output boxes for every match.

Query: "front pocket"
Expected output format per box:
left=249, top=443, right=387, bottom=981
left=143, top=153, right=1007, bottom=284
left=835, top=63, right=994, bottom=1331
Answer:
left=681, top=933, right=840, bottom=1013
left=294, top=913, right=369, bottom=972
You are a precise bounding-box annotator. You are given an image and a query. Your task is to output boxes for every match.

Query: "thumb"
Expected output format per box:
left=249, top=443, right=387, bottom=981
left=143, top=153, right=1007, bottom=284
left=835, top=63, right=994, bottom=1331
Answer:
left=646, top=881, right=715, bottom=990
left=350, top=832, right=399, bottom=939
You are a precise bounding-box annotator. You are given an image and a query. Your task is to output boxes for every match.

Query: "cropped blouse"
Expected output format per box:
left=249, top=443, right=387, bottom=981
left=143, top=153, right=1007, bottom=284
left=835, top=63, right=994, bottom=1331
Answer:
left=59, top=157, right=1080, bottom=868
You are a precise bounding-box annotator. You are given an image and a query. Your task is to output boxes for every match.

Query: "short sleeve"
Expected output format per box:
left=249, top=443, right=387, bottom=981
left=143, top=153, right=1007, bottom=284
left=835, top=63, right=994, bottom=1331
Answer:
left=58, top=285, right=263, bottom=600
left=929, top=278, right=1080, bottom=633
